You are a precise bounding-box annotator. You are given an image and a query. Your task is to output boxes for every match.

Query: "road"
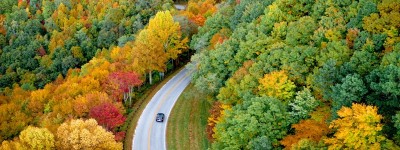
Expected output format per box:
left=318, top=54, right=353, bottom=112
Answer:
left=174, top=4, right=186, bottom=10
left=132, top=68, right=192, bottom=150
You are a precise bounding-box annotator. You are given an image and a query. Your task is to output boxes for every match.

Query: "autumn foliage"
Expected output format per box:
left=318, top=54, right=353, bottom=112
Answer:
left=206, top=101, right=231, bottom=141
left=280, top=119, right=329, bottom=149
left=181, top=0, right=217, bottom=26
left=324, top=103, right=390, bottom=149
left=106, top=72, right=142, bottom=101
left=258, top=70, right=296, bottom=102
left=89, top=102, right=126, bottom=131
left=56, top=119, right=122, bottom=150
left=0, top=2, right=188, bottom=147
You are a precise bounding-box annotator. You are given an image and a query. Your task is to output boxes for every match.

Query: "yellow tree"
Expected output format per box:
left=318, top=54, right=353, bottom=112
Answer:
left=132, top=11, right=188, bottom=84
left=258, top=70, right=296, bottom=102
left=0, top=140, right=26, bottom=150
left=325, top=103, right=394, bottom=150
left=19, top=126, right=55, bottom=150
left=56, top=119, right=122, bottom=150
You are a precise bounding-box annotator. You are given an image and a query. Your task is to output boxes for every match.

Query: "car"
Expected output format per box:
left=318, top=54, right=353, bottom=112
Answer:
left=156, top=113, right=165, bottom=122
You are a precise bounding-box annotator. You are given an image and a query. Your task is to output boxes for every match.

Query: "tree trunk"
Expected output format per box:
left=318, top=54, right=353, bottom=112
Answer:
left=149, top=71, right=153, bottom=85
left=159, top=72, right=165, bottom=80
left=129, top=86, right=133, bottom=107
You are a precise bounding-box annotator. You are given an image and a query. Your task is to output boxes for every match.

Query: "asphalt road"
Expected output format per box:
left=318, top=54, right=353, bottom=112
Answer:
left=174, top=4, right=186, bottom=10
left=132, top=68, right=192, bottom=150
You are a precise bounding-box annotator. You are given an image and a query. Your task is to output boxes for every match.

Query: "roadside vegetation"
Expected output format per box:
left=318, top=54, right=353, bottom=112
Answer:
left=0, top=0, right=198, bottom=149
left=124, top=67, right=185, bottom=150
left=189, top=0, right=400, bottom=149
left=167, top=84, right=211, bottom=150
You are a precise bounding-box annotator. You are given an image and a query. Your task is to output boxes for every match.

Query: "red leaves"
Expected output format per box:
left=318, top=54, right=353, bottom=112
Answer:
left=89, top=102, right=126, bottom=131
left=106, top=72, right=143, bottom=101
left=114, top=131, right=126, bottom=142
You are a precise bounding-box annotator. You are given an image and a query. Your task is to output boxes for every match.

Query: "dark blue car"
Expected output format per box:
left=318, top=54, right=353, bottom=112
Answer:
left=156, top=113, right=165, bottom=122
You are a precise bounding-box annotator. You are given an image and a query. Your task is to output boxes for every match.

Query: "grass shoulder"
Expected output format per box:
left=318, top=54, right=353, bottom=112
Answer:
left=167, top=84, right=211, bottom=150
left=123, top=67, right=185, bottom=150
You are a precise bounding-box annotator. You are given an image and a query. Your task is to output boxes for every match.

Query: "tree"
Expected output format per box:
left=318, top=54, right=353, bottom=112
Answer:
left=19, top=126, right=55, bottom=150
left=0, top=103, right=32, bottom=142
left=329, top=74, right=367, bottom=119
left=132, top=11, right=188, bottom=84
left=89, top=103, right=126, bottom=131
left=206, top=101, right=231, bottom=141
left=363, top=0, right=400, bottom=51
left=281, top=119, right=329, bottom=149
left=286, top=16, right=317, bottom=46
left=317, top=41, right=351, bottom=67
left=325, top=103, right=391, bottom=149
left=393, top=112, right=400, bottom=144
left=56, top=119, right=122, bottom=150
left=289, top=88, right=319, bottom=123
left=106, top=72, right=143, bottom=103
left=366, top=64, right=400, bottom=116
left=182, top=0, right=217, bottom=26
left=212, top=97, right=290, bottom=149
left=0, top=140, right=26, bottom=150
left=291, top=139, right=327, bottom=150
left=258, top=70, right=296, bottom=102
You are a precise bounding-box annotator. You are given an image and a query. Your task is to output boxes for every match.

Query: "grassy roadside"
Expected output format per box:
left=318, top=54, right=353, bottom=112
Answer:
left=123, top=67, right=185, bottom=150
left=167, top=84, right=211, bottom=150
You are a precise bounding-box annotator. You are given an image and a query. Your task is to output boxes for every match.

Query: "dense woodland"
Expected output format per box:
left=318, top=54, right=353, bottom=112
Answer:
left=189, top=0, right=400, bottom=149
left=0, top=0, right=215, bottom=149
left=1, top=0, right=400, bottom=149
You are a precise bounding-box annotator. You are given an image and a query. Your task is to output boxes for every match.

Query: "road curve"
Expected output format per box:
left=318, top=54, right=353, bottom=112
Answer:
left=132, top=68, right=192, bottom=150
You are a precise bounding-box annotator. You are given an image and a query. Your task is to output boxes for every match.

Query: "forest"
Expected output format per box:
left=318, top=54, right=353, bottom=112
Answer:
left=189, top=0, right=400, bottom=149
left=0, top=0, right=212, bottom=149
left=1, top=0, right=400, bottom=149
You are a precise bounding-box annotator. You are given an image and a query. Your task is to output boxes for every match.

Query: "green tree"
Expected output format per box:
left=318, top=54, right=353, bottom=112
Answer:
left=366, top=64, right=400, bottom=116
left=393, top=112, right=400, bottom=144
left=289, top=88, right=319, bottom=123
left=329, top=74, right=367, bottom=119
left=286, top=16, right=317, bottom=46
left=212, top=97, right=290, bottom=149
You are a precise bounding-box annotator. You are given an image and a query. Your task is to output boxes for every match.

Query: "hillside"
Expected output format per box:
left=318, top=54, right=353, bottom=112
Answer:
left=1, top=0, right=400, bottom=149
left=189, top=0, right=400, bottom=149
left=0, top=0, right=175, bottom=90
left=0, top=0, right=201, bottom=149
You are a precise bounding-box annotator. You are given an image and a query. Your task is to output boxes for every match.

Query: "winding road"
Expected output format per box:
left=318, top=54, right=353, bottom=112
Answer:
left=132, top=68, right=192, bottom=150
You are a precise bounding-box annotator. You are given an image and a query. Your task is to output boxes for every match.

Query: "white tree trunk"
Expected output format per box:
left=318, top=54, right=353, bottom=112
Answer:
left=149, top=71, right=153, bottom=85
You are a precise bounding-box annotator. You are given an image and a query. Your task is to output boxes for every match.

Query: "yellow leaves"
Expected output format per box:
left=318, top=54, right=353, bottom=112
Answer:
left=325, top=103, right=387, bottom=150
left=29, top=89, right=51, bottom=115
left=324, top=29, right=342, bottom=42
left=258, top=70, right=295, bottom=101
left=132, top=11, right=188, bottom=73
left=19, top=126, right=55, bottom=150
left=73, top=96, right=89, bottom=117
left=0, top=140, right=26, bottom=150
left=71, top=46, right=84, bottom=60
left=56, top=119, right=122, bottom=150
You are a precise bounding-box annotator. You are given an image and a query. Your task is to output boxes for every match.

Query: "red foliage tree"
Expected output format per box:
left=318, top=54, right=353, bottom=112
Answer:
left=89, top=102, right=126, bottom=131
left=106, top=72, right=143, bottom=102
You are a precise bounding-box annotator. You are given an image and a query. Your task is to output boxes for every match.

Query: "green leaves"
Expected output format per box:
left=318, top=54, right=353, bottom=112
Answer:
left=289, top=88, right=319, bottom=123
left=212, top=97, right=290, bottom=149
left=330, top=74, right=367, bottom=119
